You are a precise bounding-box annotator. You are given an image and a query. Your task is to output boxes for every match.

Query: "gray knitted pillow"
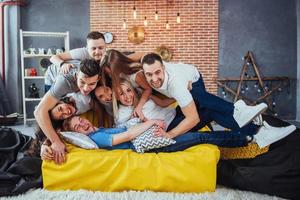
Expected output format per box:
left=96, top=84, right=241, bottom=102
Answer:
left=131, top=125, right=176, bottom=153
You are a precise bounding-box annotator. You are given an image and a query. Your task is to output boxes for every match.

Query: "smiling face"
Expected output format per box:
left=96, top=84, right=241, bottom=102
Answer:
left=143, top=60, right=165, bottom=89
left=64, top=116, right=96, bottom=135
left=95, top=86, right=112, bottom=104
left=50, top=103, right=77, bottom=120
left=76, top=71, right=99, bottom=96
left=87, top=38, right=106, bottom=61
left=117, top=84, right=135, bottom=106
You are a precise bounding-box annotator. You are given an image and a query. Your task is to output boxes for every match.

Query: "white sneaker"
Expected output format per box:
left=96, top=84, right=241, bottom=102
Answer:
left=253, top=114, right=263, bottom=126
left=233, top=100, right=268, bottom=128
left=254, top=121, right=296, bottom=148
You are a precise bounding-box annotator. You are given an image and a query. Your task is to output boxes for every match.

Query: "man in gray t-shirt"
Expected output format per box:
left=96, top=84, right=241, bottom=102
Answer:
left=50, top=31, right=106, bottom=74
left=50, top=31, right=143, bottom=75
left=34, top=59, right=101, bottom=165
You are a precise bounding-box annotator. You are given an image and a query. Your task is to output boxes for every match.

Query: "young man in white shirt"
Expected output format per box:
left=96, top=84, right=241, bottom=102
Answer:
left=141, top=53, right=295, bottom=146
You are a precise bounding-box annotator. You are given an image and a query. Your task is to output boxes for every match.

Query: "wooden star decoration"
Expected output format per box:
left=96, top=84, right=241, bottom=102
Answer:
left=217, top=51, right=290, bottom=115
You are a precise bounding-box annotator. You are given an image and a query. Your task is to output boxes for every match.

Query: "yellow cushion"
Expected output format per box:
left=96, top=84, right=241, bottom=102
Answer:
left=42, top=144, right=220, bottom=192
left=220, top=143, right=269, bottom=160
left=198, top=126, right=269, bottom=160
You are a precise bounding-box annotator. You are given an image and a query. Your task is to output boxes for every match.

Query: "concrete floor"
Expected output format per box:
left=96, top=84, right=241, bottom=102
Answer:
left=7, top=123, right=36, bottom=138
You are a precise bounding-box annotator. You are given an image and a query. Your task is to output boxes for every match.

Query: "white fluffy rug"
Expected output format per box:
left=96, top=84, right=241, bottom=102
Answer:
left=1, top=186, right=284, bottom=200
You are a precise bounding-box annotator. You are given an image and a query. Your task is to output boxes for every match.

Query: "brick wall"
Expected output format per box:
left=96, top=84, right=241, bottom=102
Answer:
left=90, top=0, right=219, bottom=93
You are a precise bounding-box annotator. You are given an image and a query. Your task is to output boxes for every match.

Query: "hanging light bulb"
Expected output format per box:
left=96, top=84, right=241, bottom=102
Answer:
left=155, top=10, right=159, bottom=20
left=122, top=1, right=126, bottom=30
left=133, top=6, right=137, bottom=19
left=166, top=21, right=170, bottom=29
left=176, top=13, right=181, bottom=23
left=123, top=19, right=126, bottom=29
left=144, top=17, right=148, bottom=26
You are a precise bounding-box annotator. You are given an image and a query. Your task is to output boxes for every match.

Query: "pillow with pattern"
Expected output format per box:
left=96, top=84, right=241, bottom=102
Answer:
left=131, top=125, right=176, bottom=153
left=60, top=131, right=98, bottom=149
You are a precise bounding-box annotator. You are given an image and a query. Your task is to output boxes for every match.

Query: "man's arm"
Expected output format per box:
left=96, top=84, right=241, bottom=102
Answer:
left=127, top=52, right=145, bottom=62
left=167, top=101, right=200, bottom=138
left=34, top=92, right=66, bottom=164
left=150, top=95, right=176, bottom=107
left=50, top=52, right=72, bottom=66
left=133, top=72, right=152, bottom=120
left=50, top=52, right=74, bottom=74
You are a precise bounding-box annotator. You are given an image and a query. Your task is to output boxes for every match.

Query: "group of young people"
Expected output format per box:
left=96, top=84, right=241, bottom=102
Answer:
left=35, top=31, right=296, bottom=164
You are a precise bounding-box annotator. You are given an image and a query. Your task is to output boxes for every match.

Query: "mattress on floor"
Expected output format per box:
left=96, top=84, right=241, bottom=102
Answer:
left=42, top=143, right=220, bottom=192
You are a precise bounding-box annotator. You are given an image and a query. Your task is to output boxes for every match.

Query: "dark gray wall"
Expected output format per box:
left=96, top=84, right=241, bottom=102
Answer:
left=17, top=0, right=89, bottom=116
left=219, top=0, right=297, bottom=119
left=21, top=0, right=89, bottom=49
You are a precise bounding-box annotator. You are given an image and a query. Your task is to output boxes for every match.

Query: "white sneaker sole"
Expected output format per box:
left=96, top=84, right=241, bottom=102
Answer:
left=256, top=125, right=296, bottom=148
left=237, top=103, right=268, bottom=128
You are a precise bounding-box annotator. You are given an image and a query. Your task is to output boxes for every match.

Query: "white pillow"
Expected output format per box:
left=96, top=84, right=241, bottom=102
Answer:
left=60, top=131, right=98, bottom=149
left=131, top=125, right=176, bottom=153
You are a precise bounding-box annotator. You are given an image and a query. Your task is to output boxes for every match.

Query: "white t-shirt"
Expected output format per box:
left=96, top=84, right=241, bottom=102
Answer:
left=115, top=99, right=176, bottom=128
left=155, top=62, right=200, bottom=108
left=66, top=92, right=91, bottom=115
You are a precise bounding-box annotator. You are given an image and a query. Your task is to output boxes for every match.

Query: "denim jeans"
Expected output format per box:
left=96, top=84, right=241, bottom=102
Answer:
left=148, top=126, right=258, bottom=153
left=167, top=76, right=257, bottom=134
left=95, top=126, right=258, bottom=153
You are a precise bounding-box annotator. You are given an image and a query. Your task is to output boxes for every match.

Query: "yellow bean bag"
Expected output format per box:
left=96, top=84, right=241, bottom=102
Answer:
left=42, top=143, right=220, bottom=192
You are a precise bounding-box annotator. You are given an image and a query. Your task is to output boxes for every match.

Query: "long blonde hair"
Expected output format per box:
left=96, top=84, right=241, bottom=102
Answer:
left=112, top=79, right=139, bottom=121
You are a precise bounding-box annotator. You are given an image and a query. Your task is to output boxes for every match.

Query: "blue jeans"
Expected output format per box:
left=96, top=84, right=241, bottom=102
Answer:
left=101, top=126, right=258, bottom=153
left=167, top=76, right=257, bottom=134
left=148, top=126, right=258, bottom=153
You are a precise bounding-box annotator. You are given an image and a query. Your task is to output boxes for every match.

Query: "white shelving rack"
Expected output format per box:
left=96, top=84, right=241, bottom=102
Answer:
left=20, top=30, right=70, bottom=125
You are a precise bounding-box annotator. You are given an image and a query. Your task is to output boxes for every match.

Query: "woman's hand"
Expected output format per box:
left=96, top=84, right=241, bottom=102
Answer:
left=51, top=140, right=67, bottom=164
left=40, top=144, right=53, bottom=161
left=133, top=106, right=147, bottom=121
left=153, top=127, right=173, bottom=138
left=152, top=119, right=166, bottom=130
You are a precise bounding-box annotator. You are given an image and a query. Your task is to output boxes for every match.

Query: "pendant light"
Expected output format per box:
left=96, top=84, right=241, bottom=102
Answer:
left=155, top=0, right=158, bottom=20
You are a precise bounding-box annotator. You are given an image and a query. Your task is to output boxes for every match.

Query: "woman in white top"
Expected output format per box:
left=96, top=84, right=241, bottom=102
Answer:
left=100, top=50, right=152, bottom=121
left=112, top=79, right=176, bottom=129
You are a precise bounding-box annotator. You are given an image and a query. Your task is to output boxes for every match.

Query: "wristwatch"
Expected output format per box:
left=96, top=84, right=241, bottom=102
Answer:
left=60, top=61, right=66, bottom=67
